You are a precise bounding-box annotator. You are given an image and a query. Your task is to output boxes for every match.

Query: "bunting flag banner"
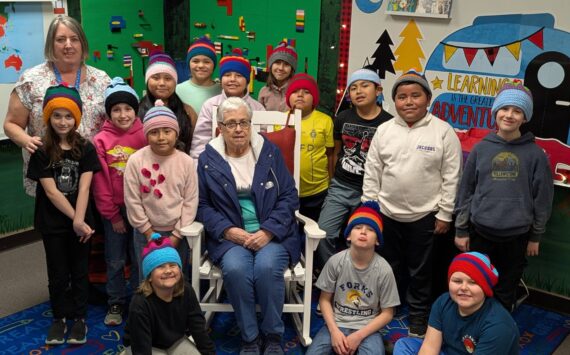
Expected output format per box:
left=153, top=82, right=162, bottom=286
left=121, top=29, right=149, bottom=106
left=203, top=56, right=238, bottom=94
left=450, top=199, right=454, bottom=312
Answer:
left=440, top=27, right=544, bottom=66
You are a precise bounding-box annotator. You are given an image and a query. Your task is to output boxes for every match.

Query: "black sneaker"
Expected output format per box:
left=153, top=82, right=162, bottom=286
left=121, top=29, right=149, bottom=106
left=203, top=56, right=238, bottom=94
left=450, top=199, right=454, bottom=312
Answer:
left=104, top=304, right=123, bottom=326
left=67, top=318, right=87, bottom=344
left=45, top=319, right=66, bottom=345
left=408, top=316, right=427, bottom=338
left=263, top=334, right=284, bottom=355
left=240, top=337, right=261, bottom=355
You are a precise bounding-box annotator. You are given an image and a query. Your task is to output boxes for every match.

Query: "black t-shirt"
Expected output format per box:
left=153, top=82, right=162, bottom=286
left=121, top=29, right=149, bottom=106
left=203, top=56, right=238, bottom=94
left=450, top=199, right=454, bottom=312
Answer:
left=124, top=284, right=216, bottom=354
left=333, top=107, right=393, bottom=190
left=26, top=141, right=101, bottom=235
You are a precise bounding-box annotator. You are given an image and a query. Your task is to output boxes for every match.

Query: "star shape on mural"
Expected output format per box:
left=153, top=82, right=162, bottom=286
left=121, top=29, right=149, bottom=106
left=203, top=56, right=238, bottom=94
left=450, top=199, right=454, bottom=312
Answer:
left=431, top=76, right=444, bottom=90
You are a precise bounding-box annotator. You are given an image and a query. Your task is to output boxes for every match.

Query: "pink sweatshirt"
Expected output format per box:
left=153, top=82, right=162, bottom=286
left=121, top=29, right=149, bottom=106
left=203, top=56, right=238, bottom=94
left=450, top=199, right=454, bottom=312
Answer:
left=92, top=119, right=147, bottom=223
left=124, top=146, right=198, bottom=238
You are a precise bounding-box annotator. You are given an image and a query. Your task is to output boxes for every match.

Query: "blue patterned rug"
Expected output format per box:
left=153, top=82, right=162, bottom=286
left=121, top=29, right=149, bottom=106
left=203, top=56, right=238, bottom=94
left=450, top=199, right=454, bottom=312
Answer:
left=0, top=300, right=568, bottom=354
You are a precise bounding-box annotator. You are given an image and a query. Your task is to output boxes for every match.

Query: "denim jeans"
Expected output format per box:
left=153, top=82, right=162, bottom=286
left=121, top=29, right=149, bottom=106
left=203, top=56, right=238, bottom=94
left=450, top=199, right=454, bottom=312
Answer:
left=393, top=337, right=446, bottom=355
left=103, top=208, right=138, bottom=306
left=306, top=325, right=385, bottom=355
left=133, top=230, right=190, bottom=283
left=219, top=242, right=289, bottom=342
left=315, top=178, right=362, bottom=270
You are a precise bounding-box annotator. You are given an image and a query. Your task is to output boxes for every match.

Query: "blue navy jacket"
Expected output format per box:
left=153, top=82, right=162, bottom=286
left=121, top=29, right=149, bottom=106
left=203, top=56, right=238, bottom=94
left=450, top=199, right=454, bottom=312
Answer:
left=197, top=132, right=301, bottom=264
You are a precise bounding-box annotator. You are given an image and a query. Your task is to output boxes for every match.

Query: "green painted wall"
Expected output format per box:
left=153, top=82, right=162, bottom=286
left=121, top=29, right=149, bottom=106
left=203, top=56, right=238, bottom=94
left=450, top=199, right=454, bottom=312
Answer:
left=81, top=0, right=164, bottom=95
left=189, top=0, right=321, bottom=99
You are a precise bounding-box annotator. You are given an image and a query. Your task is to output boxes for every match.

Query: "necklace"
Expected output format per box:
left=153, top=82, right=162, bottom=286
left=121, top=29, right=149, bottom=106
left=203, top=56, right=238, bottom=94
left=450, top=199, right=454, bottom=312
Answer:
left=52, top=63, right=82, bottom=88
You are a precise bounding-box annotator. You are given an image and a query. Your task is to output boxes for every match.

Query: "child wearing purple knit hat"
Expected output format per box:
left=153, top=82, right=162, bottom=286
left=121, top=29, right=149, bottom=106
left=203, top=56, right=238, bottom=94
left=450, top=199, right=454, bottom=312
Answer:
left=176, top=37, right=221, bottom=118
left=123, top=233, right=215, bottom=354
left=139, top=50, right=196, bottom=154
left=394, top=252, right=520, bottom=355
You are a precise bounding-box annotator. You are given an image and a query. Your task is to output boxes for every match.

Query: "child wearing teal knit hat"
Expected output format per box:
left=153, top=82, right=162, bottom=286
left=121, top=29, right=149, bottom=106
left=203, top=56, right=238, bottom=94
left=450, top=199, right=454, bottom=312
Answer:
left=123, top=233, right=216, bottom=354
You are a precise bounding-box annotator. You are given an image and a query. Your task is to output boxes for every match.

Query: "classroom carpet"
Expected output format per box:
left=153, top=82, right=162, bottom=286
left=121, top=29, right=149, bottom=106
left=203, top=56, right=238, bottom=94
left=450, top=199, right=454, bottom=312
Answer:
left=0, top=299, right=568, bottom=354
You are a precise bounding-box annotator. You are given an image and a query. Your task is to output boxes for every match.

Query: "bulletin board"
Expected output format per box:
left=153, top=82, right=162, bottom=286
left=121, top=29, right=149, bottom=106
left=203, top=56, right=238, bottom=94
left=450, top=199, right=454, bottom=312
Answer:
left=189, top=0, right=321, bottom=98
left=80, top=0, right=164, bottom=95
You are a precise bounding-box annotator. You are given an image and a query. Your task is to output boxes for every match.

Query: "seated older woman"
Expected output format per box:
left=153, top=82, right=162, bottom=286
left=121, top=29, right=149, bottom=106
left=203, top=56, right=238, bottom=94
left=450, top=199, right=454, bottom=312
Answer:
left=197, top=96, right=300, bottom=355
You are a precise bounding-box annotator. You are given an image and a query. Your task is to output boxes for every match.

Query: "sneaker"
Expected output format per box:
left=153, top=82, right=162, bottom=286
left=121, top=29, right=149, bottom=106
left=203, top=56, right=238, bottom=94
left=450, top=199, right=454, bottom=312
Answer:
left=104, top=304, right=123, bottom=326
left=240, top=337, right=261, bottom=355
left=45, top=319, right=66, bottom=345
left=263, top=334, right=284, bottom=355
left=67, top=319, right=88, bottom=344
left=408, top=316, right=427, bottom=338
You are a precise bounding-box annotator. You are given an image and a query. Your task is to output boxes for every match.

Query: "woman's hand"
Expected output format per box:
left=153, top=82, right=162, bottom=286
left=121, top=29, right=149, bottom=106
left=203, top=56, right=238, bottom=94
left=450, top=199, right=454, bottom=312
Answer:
left=243, top=230, right=273, bottom=251
left=224, top=227, right=250, bottom=245
left=24, top=136, right=43, bottom=154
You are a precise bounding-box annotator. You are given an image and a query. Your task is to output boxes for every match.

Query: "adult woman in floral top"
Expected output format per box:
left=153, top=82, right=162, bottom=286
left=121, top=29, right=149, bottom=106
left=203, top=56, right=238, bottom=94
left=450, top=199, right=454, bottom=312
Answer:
left=4, top=15, right=110, bottom=196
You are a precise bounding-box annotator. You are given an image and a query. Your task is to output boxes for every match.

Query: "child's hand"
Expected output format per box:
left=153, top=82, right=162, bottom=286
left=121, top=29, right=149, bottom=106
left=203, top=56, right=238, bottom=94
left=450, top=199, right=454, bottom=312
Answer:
left=169, top=235, right=180, bottom=248
left=434, top=218, right=450, bottom=234
left=454, top=236, right=470, bottom=252
left=331, top=328, right=349, bottom=355
left=112, top=219, right=127, bottom=234
left=73, top=221, right=94, bottom=243
left=527, top=241, right=539, bottom=256
left=346, top=332, right=364, bottom=354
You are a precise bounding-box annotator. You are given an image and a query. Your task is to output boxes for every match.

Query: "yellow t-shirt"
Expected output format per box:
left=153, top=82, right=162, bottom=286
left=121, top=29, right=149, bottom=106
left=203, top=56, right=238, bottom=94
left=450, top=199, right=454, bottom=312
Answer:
left=299, top=110, right=334, bottom=197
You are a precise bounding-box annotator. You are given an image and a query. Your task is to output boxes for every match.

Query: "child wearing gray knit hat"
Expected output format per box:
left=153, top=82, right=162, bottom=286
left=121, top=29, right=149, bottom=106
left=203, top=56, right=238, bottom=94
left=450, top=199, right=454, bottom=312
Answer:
left=259, top=41, right=298, bottom=111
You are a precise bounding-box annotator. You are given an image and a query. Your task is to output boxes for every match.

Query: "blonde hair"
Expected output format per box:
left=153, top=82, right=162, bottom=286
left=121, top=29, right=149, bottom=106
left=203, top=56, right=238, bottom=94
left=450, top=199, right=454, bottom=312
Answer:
left=136, top=274, right=185, bottom=298
left=44, top=15, right=89, bottom=62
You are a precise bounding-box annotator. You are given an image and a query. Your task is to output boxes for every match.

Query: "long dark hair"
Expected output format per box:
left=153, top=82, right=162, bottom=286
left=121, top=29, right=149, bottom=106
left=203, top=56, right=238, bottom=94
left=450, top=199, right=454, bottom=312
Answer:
left=43, top=120, right=86, bottom=167
left=139, top=91, right=192, bottom=154
left=265, top=63, right=295, bottom=88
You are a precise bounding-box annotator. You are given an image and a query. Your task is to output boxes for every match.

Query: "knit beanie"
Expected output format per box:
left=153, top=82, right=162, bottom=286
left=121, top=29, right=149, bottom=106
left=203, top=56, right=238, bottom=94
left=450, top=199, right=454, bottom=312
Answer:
left=141, top=233, right=182, bottom=279
left=219, top=49, right=252, bottom=83
left=491, top=82, right=533, bottom=121
left=43, top=84, right=82, bottom=127
left=268, top=41, right=298, bottom=73
left=145, top=50, right=178, bottom=84
left=344, top=201, right=384, bottom=247
left=347, top=68, right=382, bottom=88
left=143, top=99, right=180, bottom=136
left=448, top=252, right=499, bottom=297
left=104, top=77, right=139, bottom=116
left=186, top=36, right=217, bottom=68
left=286, top=73, right=320, bottom=109
left=391, top=69, right=432, bottom=100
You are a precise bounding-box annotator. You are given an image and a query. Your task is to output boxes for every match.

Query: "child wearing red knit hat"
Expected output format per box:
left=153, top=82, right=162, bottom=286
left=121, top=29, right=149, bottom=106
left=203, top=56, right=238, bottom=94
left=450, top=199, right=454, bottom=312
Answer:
left=259, top=41, right=298, bottom=111
left=285, top=73, right=334, bottom=222
left=393, top=252, right=520, bottom=355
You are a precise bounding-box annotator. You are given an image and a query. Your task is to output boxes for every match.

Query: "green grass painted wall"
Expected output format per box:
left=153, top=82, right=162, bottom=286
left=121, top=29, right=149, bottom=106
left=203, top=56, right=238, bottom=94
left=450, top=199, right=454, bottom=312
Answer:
left=81, top=0, right=164, bottom=95
left=189, top=0, right=321, bottom=99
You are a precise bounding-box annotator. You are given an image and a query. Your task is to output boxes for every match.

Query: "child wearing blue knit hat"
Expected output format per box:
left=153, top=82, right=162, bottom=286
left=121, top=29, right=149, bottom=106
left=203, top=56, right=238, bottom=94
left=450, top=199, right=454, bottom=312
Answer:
left=123, top=233, right=215, bottom=354
left=455, top=82, right=553, bottom=312
left=93, top=77, right=147, bottom=326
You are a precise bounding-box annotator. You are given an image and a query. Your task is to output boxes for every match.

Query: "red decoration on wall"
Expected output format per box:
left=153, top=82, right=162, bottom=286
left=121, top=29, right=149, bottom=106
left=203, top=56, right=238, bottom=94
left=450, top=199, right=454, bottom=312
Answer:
left=217, top=0, right=233, bottom=16
left=462, top=48, right=477, bottom=66
left=335, top=0, right=353, bottom=109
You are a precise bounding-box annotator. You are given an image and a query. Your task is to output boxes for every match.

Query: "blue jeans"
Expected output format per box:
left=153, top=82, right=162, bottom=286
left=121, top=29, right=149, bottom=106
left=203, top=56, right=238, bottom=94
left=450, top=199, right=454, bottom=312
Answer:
left=316, top=178, right=362, bottom=269
left=393, top=337, right=445, bottom=355
left=133, top=229, right=190, bottom=282
left=103, top=209, right=138, bottom=305
left=306, top=325, right=385, bottom=355
left=219, top=242, right=289, bottom=342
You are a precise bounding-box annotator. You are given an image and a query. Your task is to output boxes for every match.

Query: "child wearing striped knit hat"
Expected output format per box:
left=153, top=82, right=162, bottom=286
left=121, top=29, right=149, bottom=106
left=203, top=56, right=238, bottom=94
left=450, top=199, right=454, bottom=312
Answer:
left=139, top=50, right=196, bottom=154
left=258, top=41, right=298, bottom=111
left=28, top=84, right=101, bottom=346
left=124, top=99, right=199, bottom=285
left=307, top=201, right=400, bottom=355
left=394, top=252, right=520, bottom=355
left=176, top=36, right=221, bottom=115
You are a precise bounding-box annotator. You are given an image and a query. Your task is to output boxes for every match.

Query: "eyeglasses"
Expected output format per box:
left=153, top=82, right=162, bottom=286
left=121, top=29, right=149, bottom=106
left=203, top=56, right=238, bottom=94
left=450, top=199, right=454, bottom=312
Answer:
left=219, top=120, right=251, bottom=130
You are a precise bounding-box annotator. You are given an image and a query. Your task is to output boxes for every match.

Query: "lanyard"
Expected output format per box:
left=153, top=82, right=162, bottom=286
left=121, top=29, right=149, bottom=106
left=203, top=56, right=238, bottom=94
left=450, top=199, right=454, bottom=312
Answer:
left=52, top=63, right=82, bottom=88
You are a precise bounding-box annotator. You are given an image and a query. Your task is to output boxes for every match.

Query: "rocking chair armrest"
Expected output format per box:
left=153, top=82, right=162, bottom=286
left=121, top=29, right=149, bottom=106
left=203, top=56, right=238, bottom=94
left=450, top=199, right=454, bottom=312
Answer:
left=296, top=211, right=326, bottom=240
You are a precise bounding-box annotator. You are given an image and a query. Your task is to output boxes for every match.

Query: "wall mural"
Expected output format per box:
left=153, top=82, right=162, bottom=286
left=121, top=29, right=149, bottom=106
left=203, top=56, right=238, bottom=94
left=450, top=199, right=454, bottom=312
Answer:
left=424, top=14, right=570, bottom=186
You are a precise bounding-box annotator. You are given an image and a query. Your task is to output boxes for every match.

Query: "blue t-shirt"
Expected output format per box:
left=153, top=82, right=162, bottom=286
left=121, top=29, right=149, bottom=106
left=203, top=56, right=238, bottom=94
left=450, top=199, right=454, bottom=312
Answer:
left=429, top=293, right=519, bottom=355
